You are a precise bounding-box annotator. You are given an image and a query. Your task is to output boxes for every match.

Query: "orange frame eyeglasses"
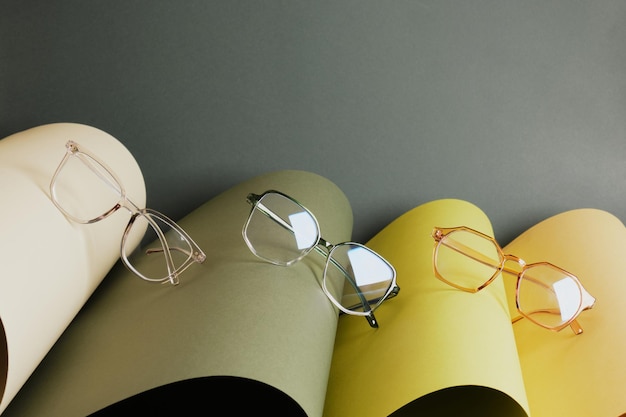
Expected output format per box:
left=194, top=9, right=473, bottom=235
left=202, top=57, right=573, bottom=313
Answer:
left=432, top=226, right=596, bottom=335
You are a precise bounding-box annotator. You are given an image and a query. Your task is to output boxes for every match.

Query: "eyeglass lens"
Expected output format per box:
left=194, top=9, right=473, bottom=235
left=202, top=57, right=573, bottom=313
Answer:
left=323, top=243, right=396, bottom=314
left=517, top=264, right=583, bottom=328
left=244, top=192, right=320, bottom=266
left=435, top=229, right=502, bottom=292
left=122, top=210, right=198, bottom=283
left=436, top=229, right=584, bottom=329
left=52, top=150, right=123, bottom=223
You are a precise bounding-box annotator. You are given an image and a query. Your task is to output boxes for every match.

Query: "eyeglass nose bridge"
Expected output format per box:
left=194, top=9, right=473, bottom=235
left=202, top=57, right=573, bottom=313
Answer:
left=317, top=237, right=334, bottom=252
left=118, top=194, right=143, bottom=217
left=501, top=253, right=527, bottom=276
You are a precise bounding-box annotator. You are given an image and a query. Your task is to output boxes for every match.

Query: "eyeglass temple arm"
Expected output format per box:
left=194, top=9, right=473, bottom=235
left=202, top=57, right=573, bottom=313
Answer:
left=511, top=313, right=583, bottom=335
left=437, top=235, right=502, bottom=273
left=248, top=195, right=379, bottom=328
left=131, top=214, right=180, bottom=286
left=73, top=149, right=124, bottom=196
left=439, top=234, right=584, bottom=335
left=146, top=246, right=204, bottom=261
left=340, top=284, right=400, bottom=313
left=439, top=234, right=566, bottom=297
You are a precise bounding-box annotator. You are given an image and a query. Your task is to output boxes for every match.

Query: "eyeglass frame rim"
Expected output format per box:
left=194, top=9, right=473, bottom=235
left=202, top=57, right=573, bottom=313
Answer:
left=50, top=140, right=206, bottom=285
left=242, top=189, right=399, bottom=328
left=432, top=225, right=595, bottom=334
left=321, top=241, right=398, bottom=319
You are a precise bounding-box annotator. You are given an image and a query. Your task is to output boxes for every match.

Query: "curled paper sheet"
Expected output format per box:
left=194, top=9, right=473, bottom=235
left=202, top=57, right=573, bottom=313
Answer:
left=2, top=169, right=353, bottom=417
left=502, top=208, right=626, bottom=417
left=325, top=200, right=626, bottom=417
left=324, top=198, right=529, bottom=417
left=0, top=123, right=146, bottom=413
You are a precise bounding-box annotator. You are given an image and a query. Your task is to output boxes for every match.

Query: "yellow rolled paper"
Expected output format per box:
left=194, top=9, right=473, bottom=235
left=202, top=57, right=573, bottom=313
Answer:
left=324, top=199, right=529, bottom=417
left=503, top=208, right=626, bottom=417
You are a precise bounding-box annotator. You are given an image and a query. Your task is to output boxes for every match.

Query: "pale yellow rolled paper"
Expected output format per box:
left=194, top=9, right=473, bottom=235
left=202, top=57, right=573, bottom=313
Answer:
left=502, top=208, right=626, bottom=417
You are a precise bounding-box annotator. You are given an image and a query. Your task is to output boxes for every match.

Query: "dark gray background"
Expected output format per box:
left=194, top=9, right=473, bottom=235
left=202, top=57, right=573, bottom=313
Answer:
left=2, top=1, right=625, bottom=245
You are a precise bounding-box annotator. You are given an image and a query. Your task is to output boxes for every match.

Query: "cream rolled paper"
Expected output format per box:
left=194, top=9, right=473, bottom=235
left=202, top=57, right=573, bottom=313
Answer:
left=0, top=123, right=145, bottom=413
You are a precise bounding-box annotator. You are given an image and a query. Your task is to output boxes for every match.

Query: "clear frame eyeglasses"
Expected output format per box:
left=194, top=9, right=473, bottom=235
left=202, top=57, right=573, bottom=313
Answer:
left=242, top=190, right=399, bottom=328
left=432, top=226, right=595, bottom=334
left=50, top=140, right=206, bottom=285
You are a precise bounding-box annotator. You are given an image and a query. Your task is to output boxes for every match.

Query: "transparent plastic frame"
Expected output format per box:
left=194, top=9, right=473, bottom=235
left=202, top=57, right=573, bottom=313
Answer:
left=50, top=140, right=206, bottom=285
left=432, top=226, right=595, bottom=335
left=243, top=190, right=399, bottom=328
